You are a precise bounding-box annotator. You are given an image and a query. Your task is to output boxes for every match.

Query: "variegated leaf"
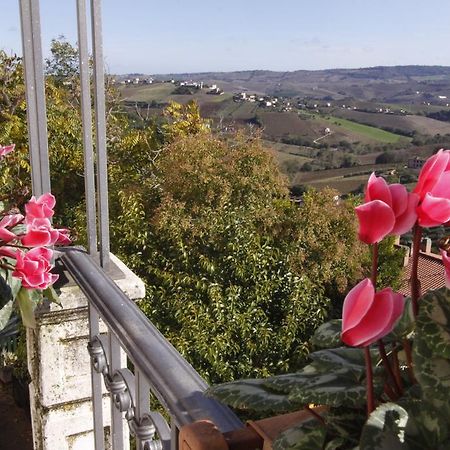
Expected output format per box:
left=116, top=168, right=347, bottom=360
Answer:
left=287, top=369, right=370, bottom=407
left=413, top=288, right=450, bottom=412
left=206, top=378, right=301, bottom=412
left=272, top=420, right=326, bottom=450
left=310, top=319, right=342, bottom=349
left=359, top=402, right=409, bottom=450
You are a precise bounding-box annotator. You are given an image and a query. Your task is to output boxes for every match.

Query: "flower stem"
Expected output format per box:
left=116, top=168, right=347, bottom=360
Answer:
left=392, top=348, right=403, bottom=392
left=378, top=340, right=403, bottom=397
left=403, top=339, right=418, bottom=385
left=410, top=224, right=422, bottom=317
left=364, top=346, right=375, bottom=416
left=0, top=262, right=15, bottom=271
left=371, top=242, right=379, bottom=288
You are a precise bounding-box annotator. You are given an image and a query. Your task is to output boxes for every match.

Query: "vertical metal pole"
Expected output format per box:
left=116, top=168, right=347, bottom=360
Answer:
left=108, top=333, right=124, bottom=449
left=170, top=419, right=179, bottom=450
left=89, top=306, right=106, bottom=450
left=135, top=371, right=150, bottom=450
left=76, top=0, right=98, bottom=256
left=18, top=0, right=51, bottom=196
left=90, top=0, right=110, bottom=269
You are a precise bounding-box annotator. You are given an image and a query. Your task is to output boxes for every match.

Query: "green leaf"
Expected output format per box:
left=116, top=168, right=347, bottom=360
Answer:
left=413, top=287, right=450, bottom=411
left=287, top=368, right=368, bottom=407
left=360, top=402, right=410, bottom=450
left=310, top=319, right=342, bottom=349
left=272, top=420, right=326, bottom=450
left=310, top=347, right=379, bottom=374
left=324, top=437, right=347, bottom=450
left=206, top=378, right=302, bottom=412
left=0, top=269, right=12, bottom=308
left=388, top=297, right=415, bottom=341
left=415, top=288, right=450, bottom=359
left=7, top=271, right=23, bottom=300
left=43, top=286, right=61, bottom=306
left=16, top=288, right=37, bottom=328
left=0, top=300, right=13, bottom=331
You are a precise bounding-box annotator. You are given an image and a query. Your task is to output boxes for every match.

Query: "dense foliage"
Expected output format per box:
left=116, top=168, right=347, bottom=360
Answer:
left=0, top=41, right=402, bottom=385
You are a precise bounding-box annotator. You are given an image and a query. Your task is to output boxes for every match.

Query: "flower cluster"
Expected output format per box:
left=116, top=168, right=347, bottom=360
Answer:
left=0, top=192, right=70, bottom=290
left=0, top=145, right=70, bottom=296
left=337, top=148, right=450, bottom=421
left=343, top=149, right=450, bottom=348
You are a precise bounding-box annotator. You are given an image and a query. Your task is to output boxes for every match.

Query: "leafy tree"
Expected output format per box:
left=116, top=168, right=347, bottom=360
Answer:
left=0, top=41, right=400, bottom=386
left=45, top=36, right=79, bottom=83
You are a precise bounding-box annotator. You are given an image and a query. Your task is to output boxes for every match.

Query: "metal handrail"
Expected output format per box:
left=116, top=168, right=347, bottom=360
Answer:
left=61, top=247, right=243, bottom=434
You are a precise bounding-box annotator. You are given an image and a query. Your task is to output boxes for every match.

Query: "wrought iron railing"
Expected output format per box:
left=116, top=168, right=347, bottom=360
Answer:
left=18, top=0, right=244, bottom=448
left=61, top=248, right=242, bottom=449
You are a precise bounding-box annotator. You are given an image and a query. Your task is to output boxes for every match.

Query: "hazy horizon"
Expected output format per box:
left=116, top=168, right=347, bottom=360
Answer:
left=118, top=63, right=450, bottom=77
left=2, top=0, right=450, bottom=73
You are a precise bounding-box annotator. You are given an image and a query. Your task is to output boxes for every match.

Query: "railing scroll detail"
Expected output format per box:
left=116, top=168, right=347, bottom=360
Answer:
left=88, top=335, right=170, bottom=450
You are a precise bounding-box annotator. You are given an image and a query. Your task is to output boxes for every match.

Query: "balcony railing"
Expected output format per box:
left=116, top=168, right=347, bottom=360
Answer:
left=62, top=247, right=243, bottom=449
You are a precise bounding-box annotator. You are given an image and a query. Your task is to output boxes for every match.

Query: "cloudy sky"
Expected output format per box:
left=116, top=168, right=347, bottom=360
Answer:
left=2, top=0, right=450, bottom=74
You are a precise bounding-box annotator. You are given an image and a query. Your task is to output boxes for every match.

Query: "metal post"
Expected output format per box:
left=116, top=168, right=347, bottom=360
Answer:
left=89, top=306, right=106, bottom=450
left=90, top=0, right=110, bottom=268
left=108, top=333, right=124, bottom=448
left=18, top=0, right=51, bottom=196
left=76, top=0, right=98, bottom=256
left=135, top=371, right=150, bottom=450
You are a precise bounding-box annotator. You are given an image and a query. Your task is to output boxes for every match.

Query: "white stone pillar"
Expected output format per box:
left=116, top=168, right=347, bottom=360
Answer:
left=27, top=253, right=145, bottom=450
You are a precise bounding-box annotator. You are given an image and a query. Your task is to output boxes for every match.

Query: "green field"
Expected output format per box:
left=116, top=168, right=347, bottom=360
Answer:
left=323, top=116, right=408, bottom=144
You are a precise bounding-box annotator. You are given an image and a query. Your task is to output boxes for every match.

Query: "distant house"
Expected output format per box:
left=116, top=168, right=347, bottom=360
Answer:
left=324, top=127, right=331, bottom=134
left=407, top=157, right=426, bottom=169
left=207, top=87, right=223, bottom=95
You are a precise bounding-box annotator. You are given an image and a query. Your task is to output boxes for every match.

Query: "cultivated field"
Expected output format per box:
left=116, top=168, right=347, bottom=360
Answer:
left=332, top=109, right=450, bottom=136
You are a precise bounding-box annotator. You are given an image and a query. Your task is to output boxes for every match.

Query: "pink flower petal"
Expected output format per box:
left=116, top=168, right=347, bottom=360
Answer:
left=355, top=200, right=396, bottom=244
left=0, top=247, right=17, bottom=259
left=414, top=149, right=450, bottom=199
left=369, top=288, right=404, bottom=342
left=343, top=290, right=394, bottom=347
left=365, top=173, right=392, bottom=206
left=0, top=214, right=24, bottom=228
left=342, top=278, right=375, bottom=334
left=389, top=193, right=419, bottom=236
left=388, top=184, right=408, bottom=218
left=430, top=171, right=450, bottom=199
left=21, top=229, right=52, bottom=247
left=37, top=193, right=56, bottom=209
left=0, top=144, right=15, bottom=158
left=0, top=228, right=18, bottom=243
left=417, top=193, right=450, bottom=228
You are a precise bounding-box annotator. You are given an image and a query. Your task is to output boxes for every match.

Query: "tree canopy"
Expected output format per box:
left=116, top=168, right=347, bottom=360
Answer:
left=0, top=40, right=403, bottom=383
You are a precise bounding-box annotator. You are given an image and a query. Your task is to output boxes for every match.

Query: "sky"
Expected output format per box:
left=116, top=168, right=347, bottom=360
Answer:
left=2, top=0, right=450, bottom=74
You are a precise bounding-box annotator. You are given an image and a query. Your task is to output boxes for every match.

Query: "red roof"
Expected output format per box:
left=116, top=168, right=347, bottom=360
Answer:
left=399, top=251, right=446, bottom=296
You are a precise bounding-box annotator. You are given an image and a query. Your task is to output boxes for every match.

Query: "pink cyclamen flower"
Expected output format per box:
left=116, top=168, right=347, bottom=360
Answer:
left=24, top=193, right=56, bottom=223
left=21, top=218, right=60, bottom=247
left=54, top=228, right=71, bottom=245
left=341, top=278, right=404, bottom=347
left=355, top=173, right=418, bottom=244
left=414, top=149, right=450, bottom=228
left=0, top=144, right=15, bottom=159
left=0, top=213, right=24, bottom=243
left=442, top=249, right=450, bottom=289
left=12, top=247, right=58, bottom=289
